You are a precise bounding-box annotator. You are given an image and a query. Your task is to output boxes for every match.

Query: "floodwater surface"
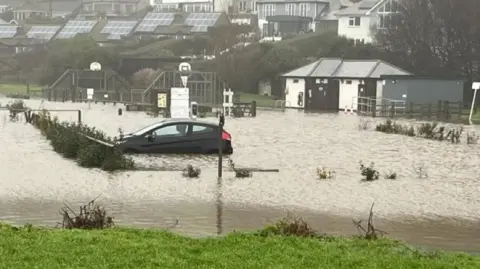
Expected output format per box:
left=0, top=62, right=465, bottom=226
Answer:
left=0, top=98, right=479, bottom=251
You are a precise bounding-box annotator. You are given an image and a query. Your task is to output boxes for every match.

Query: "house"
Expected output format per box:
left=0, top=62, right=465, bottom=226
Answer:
left=256, top=0, right=347, bottom=37
left=280, top=57, right=411, bottom=111
left=81, top=0, right=147, bottom=18
left=335, top=0, right=400, bottom=43
left=132, top=11, right=228, bottom=38
left=89, top=19, right=140, bottom=44
left=0, top=0, right=24, bottom=13
left=13, top=0, right=83, bottom=21
left=151, top=0, right=214, bottom=12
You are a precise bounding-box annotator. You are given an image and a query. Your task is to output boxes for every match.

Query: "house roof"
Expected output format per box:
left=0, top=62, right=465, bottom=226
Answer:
left=281, top=58, right=412, bottom=78
left=15, top=0, right=82, bottom=14
left=335, top=0, right=378, bottom=16
left=314, top=0, right=356, bottom=21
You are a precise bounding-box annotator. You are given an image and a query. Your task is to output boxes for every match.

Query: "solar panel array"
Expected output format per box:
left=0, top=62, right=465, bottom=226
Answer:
left=135, top=13, right=174, bottom=32
left=185, top=13, right=220, bottom=32
left=101, top=21, right=137, bottom=40
left=56, top=20, right=97, bottom=39
left=27, top=25, right=61, bottom=40
left=0, top=26, right=18, bottom=38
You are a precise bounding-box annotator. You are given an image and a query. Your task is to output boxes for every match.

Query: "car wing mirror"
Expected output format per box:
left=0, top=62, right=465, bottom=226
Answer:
left=145, top=133, right=155, bottom=141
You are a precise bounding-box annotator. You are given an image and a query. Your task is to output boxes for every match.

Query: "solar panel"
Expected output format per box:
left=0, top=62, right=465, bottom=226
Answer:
left=107, top=33, right=122, bottom=40
left=185, top=13, right=220, bottom=32
left=27, top=25, right=61, bottom=40
left=56, top=20, right=97, bottom=39
left=135, top=12, right=174, bottom=32
left=101, top=21, right=137, bottom=36
left=0, top=25, right=17, bottom=38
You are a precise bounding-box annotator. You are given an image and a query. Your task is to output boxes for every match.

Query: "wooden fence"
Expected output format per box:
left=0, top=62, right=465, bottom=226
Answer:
left=362, top=100, right=469, bottom=122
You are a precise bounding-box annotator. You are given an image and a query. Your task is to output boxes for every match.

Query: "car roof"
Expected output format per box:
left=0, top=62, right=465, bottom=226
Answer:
left=160, top=118, right=219, bottom=126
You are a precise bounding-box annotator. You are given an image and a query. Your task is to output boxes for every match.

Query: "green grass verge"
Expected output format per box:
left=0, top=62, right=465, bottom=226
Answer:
left=239, top=93, right=277, bottom=108
left=0, top=84, right=42, bottom=94
left=0, top=225, right=478, bottom=269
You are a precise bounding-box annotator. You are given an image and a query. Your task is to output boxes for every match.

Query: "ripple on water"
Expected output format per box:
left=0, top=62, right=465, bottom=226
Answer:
left=0, top=98, right=480, bottom=221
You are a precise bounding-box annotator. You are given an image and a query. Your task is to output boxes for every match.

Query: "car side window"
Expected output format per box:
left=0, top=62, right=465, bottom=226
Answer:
left=152, top=124, right=188, bottom=137
left=192, top=124, right=214, bottom=134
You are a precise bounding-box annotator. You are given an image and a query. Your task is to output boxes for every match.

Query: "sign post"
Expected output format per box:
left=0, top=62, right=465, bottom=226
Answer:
left=87, top=88, right=94, bottom=109
left=469, top=82, right=480, bottom=125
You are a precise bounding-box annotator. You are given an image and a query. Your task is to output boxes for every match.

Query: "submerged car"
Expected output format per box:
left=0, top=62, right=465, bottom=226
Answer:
left=115, top=119, right=233, bottom=154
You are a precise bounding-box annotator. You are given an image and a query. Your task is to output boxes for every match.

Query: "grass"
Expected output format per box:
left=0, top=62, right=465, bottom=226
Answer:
left=0, top=83, right=42, bottom=95
left=238, top=92, right=277, bottom=108
left=0, top=225, right=478, bottom=269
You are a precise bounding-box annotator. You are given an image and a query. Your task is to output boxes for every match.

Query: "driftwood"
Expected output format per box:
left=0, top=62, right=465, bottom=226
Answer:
left=352, top=203, right=387, bottom=240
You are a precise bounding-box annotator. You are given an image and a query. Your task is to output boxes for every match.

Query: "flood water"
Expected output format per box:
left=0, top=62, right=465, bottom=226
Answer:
left=0, top=98, right=479, bottom=252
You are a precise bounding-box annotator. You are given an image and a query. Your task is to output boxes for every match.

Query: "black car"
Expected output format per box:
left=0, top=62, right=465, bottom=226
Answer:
left=115, top=119, right=233, bottom=154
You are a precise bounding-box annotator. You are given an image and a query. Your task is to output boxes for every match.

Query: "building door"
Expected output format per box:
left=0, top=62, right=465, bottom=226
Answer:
left=357, top=80, right=377, bottom=112
left=304, top=79, right=340, bottom=111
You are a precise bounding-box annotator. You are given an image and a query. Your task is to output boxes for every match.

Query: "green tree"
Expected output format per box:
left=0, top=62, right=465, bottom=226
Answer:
left=257, top=44, right=301, bottom=79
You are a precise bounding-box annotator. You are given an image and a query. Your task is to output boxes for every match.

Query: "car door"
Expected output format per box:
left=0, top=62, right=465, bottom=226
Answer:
left=140, top=123, right=192, bottom=154
left=189, top=123, right=218, bottom=153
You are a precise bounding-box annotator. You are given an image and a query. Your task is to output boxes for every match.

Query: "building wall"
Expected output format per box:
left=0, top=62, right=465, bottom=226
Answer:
left=285, top=77, right=305, bottom=108
left=382, top=78, right=464, bottom=104
left=337, top=15, right=374, bottom=43
left=339, top=79, right=361, bottom=110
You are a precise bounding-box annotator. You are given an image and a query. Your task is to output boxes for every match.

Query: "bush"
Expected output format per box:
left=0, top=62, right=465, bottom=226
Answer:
left=316, top=167, right=335, bottom=179
left=32, top=110, right=134, bottom=171
left=256, top=215, right=325, bottom=238
left=6, top=100, right=27, bottom=121
left=359, top=162, right=379, bottom=181
left=182, top=165, right=201, bottom=178
left=60, top=199, right=114, bottom=229
left=376, top=120, right=463, bottom=144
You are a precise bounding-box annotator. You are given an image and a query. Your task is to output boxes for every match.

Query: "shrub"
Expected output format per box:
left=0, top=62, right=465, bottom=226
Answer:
left=131, top=68, right=160, bottom=87
left=6, top=100, right=27, bottom=121
left=358, top=117, right=371, bottom=130
left=182, top=165, right=201, bottom=178
left=359, top=162, right=379, bottom=181
left=60, top=199, right=114, bottom=229
left=376, top=120, right=464, bottom=144
left=376, top=119, right=415, bottom=136
left=32, top=110, right=134, bottom=171
left=256, top=215, right=325, bottom=238
left=316, top=167, right=335, bottom=179
left=228, top=158, right=252, bottom=178
left=385, top=172, right=397, bottom=180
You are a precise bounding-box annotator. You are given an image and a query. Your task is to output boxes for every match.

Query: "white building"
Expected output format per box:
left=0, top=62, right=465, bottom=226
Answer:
left=280, top=57, right=411, bottom=111
left=335, top=0, right=400, bottom=43
left=150, top=0, right=233, bottom=12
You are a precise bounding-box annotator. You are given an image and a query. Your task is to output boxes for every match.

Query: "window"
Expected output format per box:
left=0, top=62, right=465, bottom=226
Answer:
left=349, top=17, right=361, bottom=26
left=285, top=4, right=295, bottom=16
left=239, top=1, right=247, bottom=12
left=153, top=124, right=188, bottom=137
left=192, top=125, right=214, bottom=134
left=346, top=80, right=352, bottom=84
left=262, top=4, right=275, bottom=17
left=377, top=0, right=401, bottom=29
left=299, top=3, right=308, bottom=17
left=293, top=79, right=299, bottom=83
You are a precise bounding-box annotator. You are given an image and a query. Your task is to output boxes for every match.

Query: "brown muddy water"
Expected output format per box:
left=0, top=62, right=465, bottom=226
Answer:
left=0, top=98, right=479, bottom=252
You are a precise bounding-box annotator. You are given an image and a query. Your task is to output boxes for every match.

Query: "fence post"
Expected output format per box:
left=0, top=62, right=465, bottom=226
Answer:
left=444, top=100, right=450, bottom=120
left=77, top=110, right=82, bottom=125
left=217, top=113, right=225, bottom=235
left=251, top=101, right=257, bottom=117
left=371, top=101, right=376, bottom=117
left=437, top=100, right=442, bottom=120
left=389, top=102, right=395, bottom=118
left=427, top=104, right=432, bottom=120
left=408, top=102, right=414, bottom=118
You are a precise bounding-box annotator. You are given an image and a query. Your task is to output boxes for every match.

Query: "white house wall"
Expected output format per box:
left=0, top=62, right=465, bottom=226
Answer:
left=376, top=80, right=383, bottom=99
left=339, top=79, right=360, bottom=111
left=285, top=78, right=305, bottom=108
left=337, top=15, right=374, bottom=43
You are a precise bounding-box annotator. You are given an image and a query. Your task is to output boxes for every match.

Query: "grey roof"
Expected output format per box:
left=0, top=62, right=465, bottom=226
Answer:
left=335, top=0, right=378, bottom=16
left=281, top=58, right=412, bottom=78
left=314, top=0, right=356, bottom=21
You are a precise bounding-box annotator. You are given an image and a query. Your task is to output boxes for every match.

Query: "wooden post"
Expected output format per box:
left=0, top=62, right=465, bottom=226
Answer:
left=371, top=101, right=376, bottom=117
left=408, top=102, right=414, bottom=118
left=444, top=100, right=450, bottom=120
left=419, top=105, right=423, bottom=119
left=389, top=102, right=395, bottom=118
left=77, top=110, right=81, bottom=125
left=251, top=101, right=257, bottom=117
left=217, top=113, right=225, bottom=235
left=427, top=104, right=432, bottom=120
left=437, top=100, right=442, bottom=121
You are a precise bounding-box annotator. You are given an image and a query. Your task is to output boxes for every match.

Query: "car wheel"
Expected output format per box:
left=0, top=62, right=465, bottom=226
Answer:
left=123, top=148, right=138, bottom=154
